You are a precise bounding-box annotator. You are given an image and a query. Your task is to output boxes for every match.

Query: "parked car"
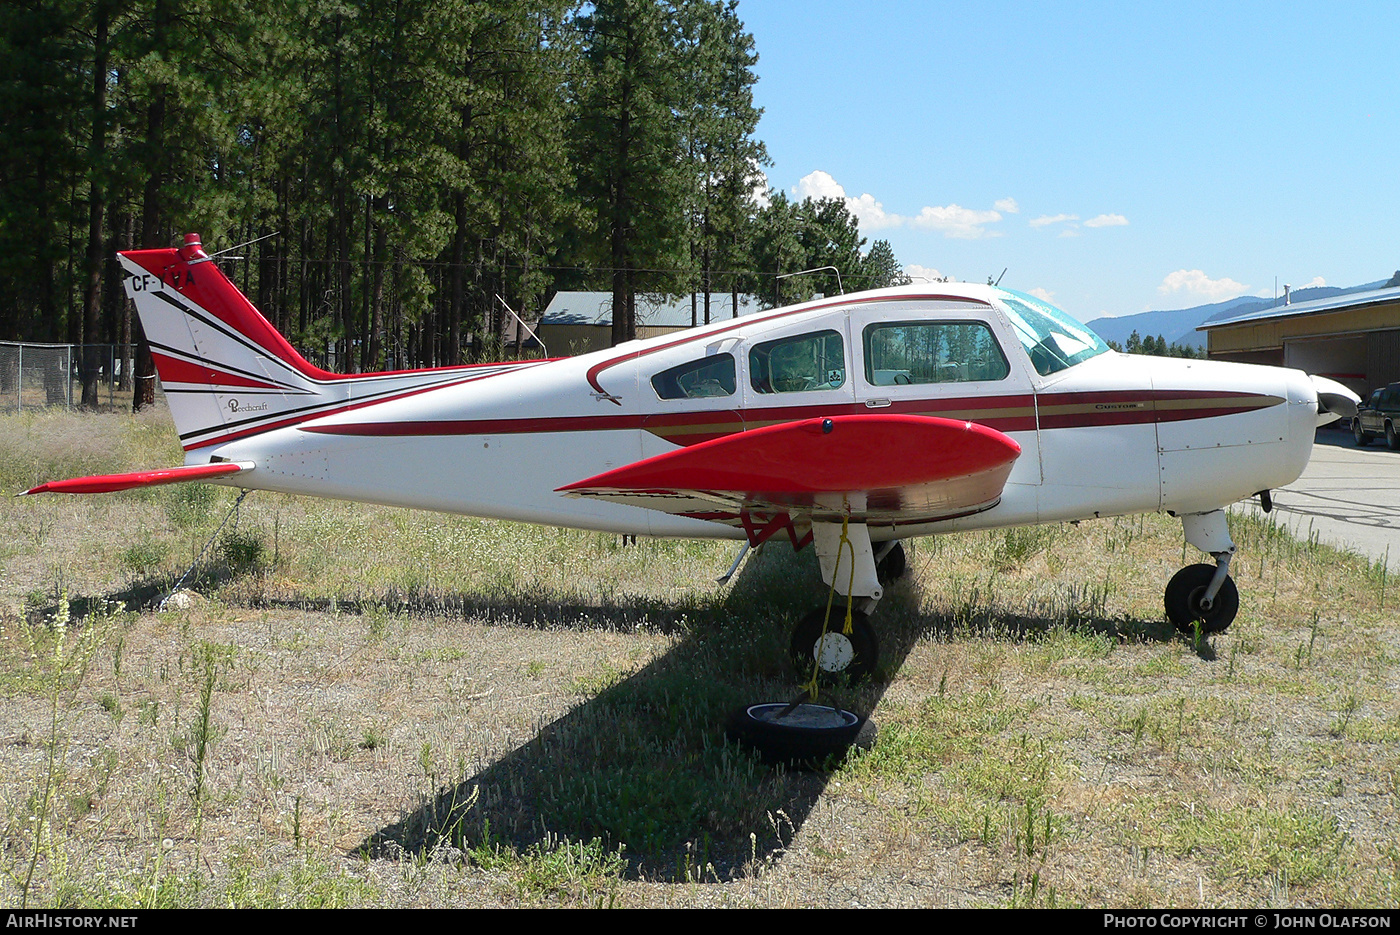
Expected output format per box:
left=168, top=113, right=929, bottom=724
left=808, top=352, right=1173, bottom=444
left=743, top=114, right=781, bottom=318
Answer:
left=1353, top=382, right=1400, bottom=448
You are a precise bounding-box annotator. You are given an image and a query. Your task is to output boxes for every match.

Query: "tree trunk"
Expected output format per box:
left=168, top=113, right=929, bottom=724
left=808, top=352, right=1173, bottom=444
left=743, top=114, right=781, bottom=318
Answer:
left=80, top=2, right=110, bottom=408
left=133, top=83, right=166, bottom=412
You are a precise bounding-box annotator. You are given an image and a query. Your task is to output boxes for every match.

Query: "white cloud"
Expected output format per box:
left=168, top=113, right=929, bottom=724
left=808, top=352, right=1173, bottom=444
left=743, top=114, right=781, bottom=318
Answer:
left=909, top=204, right=1003, bottom=239
left=845, top=192, right=902, bottom=230
left=1057, top=228, right=1080, bottom=238
left=1158, top=269, right=1251, bottom=302
left=793, top=169, right=845, bottom=202
left=1084, top=213, right=1128, bottom=228
left=791, top=170, right=1004, bottom=238
left=994, top=197, right=1020, bottom=214
left=903, top=264, right=945, bottom=282
left=1302, top=276, right=1326, bottom=288
left=1029, top=213, right=1079, bottom=228
left=792, top=171, right=900, bottom=231
left=1028, top=287, right=1055, bottom=302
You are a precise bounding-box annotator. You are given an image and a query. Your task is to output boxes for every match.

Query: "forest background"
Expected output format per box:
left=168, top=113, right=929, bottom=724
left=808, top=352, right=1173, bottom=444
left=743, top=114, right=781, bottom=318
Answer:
left=0, top=0, right=912, bottom=406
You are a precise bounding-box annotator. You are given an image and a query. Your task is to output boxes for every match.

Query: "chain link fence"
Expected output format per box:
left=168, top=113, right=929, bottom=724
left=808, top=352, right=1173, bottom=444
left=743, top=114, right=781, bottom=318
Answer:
left=0, top=342, right=163, bottom=411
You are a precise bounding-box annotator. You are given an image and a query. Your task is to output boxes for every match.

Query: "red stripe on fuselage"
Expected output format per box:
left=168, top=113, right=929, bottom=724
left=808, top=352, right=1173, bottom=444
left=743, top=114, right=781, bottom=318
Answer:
left=180, top=369, right=524, bottom=450
left=300, top=389, right=1280, bottom=441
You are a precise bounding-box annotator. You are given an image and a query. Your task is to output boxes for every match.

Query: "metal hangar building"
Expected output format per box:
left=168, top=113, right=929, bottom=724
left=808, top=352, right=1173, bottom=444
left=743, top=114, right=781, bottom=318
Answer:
left=1198, top=284, right=1400, bottom=397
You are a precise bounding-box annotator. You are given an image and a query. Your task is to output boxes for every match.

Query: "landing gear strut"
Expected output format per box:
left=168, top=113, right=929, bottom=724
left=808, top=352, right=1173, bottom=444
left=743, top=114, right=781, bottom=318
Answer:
left=785, top=521, right=889, bottom=681
left=1166, top=511, right=1239, bottom=634
left=731, top=519, right=888, bottom=767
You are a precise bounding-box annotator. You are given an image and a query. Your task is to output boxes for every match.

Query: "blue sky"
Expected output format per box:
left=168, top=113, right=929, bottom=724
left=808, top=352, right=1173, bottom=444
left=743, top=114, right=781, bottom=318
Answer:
left=740, top=1, right=1400, bottom=318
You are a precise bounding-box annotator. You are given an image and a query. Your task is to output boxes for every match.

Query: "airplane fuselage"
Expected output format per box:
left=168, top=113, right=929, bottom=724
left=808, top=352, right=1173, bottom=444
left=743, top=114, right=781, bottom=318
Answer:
left=191, top=285, right=1319, bottom=541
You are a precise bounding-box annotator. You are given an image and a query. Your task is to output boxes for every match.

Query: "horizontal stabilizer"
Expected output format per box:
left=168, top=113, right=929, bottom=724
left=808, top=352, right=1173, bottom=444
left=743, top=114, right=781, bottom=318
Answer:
left=558, top=414, right=1021, bottom=523
left=20, top=461, right=254, bottom=496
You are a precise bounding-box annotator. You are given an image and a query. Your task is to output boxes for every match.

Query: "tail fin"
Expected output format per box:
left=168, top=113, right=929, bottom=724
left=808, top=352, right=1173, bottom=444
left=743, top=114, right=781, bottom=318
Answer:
left=121, top=233, right=534, bottom=451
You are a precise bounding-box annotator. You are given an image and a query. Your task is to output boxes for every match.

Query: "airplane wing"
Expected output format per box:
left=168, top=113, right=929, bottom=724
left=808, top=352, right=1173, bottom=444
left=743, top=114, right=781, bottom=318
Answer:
left=557, top=414, right=1021, bottom=533
left=18, top=461, right=254, bottom=495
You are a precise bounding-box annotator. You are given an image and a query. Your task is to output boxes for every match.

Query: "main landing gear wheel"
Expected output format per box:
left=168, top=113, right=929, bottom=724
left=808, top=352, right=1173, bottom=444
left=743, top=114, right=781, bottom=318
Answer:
left=725, top=702, right=878, bottom=767
left=876, top=541, right=907, bottom=585
left=1164, top=563, right=1239, bottom=635
left=790, top=608, right=879, bottom=682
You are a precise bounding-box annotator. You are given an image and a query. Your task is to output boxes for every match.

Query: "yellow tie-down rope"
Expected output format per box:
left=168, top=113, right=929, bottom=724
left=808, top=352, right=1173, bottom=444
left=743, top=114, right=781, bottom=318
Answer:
left=804, top=513, right=857, bottom=700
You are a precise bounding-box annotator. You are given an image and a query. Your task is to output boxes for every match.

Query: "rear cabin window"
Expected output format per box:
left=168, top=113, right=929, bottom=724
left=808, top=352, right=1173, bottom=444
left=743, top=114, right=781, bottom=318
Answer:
left=749, top=330, right=846, bottom=394
left=863, top=321, right=1010, bottom=385
left=650, top=353, right=736, bottom=399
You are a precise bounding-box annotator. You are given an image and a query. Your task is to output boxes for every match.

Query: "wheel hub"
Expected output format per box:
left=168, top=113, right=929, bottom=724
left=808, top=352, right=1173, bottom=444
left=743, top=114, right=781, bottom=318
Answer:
left=813, top=632, right=855, bottom=671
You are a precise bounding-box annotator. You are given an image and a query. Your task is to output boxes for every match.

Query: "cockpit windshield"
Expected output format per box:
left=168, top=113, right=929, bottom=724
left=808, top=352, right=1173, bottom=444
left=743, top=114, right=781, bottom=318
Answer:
left=996, top=289, right=1110, bottom=376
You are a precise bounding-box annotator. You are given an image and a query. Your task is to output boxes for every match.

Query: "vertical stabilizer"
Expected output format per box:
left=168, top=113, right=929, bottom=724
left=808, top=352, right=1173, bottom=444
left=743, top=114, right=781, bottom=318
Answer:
left=120, top=233, right=540, bottom=451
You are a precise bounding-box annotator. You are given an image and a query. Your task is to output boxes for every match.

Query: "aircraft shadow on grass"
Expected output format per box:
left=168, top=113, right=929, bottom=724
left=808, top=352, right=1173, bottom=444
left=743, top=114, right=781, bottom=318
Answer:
left=340, top=544, right=1180, bottom=882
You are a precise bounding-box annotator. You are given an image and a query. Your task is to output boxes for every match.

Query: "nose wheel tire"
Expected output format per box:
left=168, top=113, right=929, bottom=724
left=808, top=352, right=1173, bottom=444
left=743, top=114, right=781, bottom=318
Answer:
left=1164, top=563, right=1239, bottom=635
left=790, top=608, right=879, bottom=682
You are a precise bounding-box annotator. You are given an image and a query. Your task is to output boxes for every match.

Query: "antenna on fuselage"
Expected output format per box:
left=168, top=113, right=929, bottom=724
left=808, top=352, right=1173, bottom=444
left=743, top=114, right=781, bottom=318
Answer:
left=777, top=266, right=844, bottom=295
left=994, top=267, right=1007, bottom=287
left=193, top=230, right=281, bottom=265
left=496, top=294, right=547, bottom=358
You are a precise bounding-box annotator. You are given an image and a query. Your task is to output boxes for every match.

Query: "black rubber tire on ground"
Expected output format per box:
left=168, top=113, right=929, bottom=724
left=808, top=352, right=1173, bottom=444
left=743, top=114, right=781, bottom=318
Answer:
left=1164, top=563, right=1239, bottom=635
left=725, top=702, right=878, bottom=768
left=1354, top=419, right=1371, bottom=447
left=790, top=608, right=879, bottom=682
left=1388, top=422, right=1400, bottom=451
left=876, top=541, right=907, bottom=585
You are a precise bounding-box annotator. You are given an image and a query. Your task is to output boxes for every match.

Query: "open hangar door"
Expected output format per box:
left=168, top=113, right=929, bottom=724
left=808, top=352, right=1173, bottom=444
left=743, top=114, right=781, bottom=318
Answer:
left=1284, top=333, right=1371, bottom=398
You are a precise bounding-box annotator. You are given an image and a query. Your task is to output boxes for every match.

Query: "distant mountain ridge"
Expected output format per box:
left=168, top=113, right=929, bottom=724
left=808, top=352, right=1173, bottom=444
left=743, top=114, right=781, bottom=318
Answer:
left=1086, top=280, right=1389, bottom=349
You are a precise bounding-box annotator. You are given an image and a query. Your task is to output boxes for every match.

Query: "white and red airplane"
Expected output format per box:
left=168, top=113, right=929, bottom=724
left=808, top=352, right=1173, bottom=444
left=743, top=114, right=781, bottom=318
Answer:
left=24, top=233, right=1358, bottom=682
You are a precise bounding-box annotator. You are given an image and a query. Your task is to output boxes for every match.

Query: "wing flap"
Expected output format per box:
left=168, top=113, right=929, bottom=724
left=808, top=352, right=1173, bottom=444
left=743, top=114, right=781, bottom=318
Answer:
left=20, top=461, right=255, bottom=496
left=558, top=414, right=1020, bottom=523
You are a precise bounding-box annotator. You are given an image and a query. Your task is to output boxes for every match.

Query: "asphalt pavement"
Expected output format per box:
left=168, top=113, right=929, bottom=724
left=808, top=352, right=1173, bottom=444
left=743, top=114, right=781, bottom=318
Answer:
left=1261, top=424, right=1400, bottom=571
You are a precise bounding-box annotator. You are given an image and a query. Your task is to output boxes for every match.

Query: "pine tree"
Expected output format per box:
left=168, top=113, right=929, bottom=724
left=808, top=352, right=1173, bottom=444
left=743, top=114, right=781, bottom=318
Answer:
left=571, top=0, right=688, bottom=346
left=860, top=240, right=909, bottom=291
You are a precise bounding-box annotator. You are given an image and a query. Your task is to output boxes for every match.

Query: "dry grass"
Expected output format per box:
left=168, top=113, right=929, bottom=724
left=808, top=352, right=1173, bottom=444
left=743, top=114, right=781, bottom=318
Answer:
left=1, top=409, right=1398, bottom=907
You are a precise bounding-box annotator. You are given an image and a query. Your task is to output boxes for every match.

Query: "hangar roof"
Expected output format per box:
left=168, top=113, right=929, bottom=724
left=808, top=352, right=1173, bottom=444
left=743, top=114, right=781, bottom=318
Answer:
left=1199, top=284, right=1400, bottom=331
left=541, top=291, right=761, bottom=328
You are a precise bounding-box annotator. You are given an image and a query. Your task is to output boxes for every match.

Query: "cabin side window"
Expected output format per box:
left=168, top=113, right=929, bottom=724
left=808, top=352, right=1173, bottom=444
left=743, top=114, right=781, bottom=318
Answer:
left=650, top=353, right=736, bottom=399
left=862, top=321, right=1010, bottom=385
left=749, top=330, right=846, bottom=394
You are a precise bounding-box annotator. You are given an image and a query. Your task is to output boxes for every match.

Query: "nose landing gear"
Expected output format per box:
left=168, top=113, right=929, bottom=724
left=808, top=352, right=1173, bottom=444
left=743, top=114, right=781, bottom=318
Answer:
left=1165, top=562, right=1239, bottom=634
left=1166, top=511, right=1239, bottom=634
